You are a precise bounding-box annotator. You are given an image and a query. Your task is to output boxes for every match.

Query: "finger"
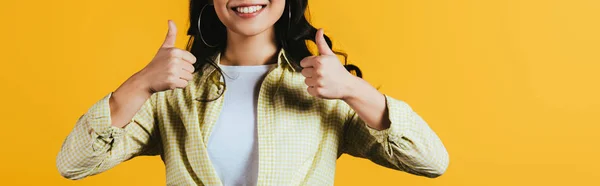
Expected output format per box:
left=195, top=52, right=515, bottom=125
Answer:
left=304, top=77, right=316, bottom=86
left=167, top=48, right=195, bottom=64
left=301, top=67, right=314, bottom=78
left=161, top=20, right=177, bottom=48
left=179, top=71, right=193, bottom=81
left=315, top=28, right=334, bottom=56
left=300, top=56, right=315, bottom=68
left=174, top=78, right=189, bottom=89
left=307, top=86, right=318, bottom=97
left=182, top=62, right=195, bottom=73
left=181, top=50, right=197, bottom=64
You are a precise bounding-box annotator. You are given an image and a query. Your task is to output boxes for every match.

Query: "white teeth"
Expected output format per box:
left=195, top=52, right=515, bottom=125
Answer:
left=235, top=5, right=263, bottom=14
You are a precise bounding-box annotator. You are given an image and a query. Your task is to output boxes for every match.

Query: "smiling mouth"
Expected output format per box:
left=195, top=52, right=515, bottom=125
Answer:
left=231, top=4, right=267, bottom=14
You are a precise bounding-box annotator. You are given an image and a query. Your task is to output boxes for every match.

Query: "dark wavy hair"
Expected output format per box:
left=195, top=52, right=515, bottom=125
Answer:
left=185, top=0, right=362, bottom=101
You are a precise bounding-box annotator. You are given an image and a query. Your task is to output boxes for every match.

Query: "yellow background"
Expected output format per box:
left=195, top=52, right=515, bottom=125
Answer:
left=1, top=0, right=599, bottom=185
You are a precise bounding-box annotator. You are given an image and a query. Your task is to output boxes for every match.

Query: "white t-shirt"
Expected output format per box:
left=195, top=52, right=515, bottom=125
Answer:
left=207, top=63, right=275, bottom=186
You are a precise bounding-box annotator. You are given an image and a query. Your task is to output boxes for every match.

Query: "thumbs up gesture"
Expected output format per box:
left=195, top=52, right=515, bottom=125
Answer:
left=137, top=20, right=197, bottom=93
left=300, top=28, right=359, bottom=100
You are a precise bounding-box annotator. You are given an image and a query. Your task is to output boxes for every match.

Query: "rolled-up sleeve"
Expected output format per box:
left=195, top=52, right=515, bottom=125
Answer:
left=56, top=92, right=161, bottom=180
left=341, top=94, right=449, bottom=178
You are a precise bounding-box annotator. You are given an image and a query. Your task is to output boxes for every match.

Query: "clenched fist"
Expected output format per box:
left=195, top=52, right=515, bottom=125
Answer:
left=137, top=20, right=197, bottom=93
left=300, top=28, right=359, bottom=100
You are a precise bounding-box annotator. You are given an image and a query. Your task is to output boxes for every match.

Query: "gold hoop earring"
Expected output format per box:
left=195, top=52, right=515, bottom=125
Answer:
left=198, top=4, right=220, bottom=47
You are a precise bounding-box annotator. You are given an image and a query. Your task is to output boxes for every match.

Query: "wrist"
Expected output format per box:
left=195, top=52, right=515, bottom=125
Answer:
left=342, top=75, right=384, bottom=105
left=341, top=75, right=362, bottom=102
left=109, top=72, right=153, bottom=128
left=130, top=70, right=154, bottom=94
left=114, top=71, right=153, bottom=100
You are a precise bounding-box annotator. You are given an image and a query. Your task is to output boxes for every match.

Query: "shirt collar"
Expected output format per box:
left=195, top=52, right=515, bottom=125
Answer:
left=194, top=48, right=296, bottom=102
left=213, top=48, right=297, bottom=72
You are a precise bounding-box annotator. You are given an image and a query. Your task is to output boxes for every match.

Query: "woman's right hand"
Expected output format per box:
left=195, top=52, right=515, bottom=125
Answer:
left=107, top=20, right=195, bottom=128
left=137, top=20, right=197, bottom=93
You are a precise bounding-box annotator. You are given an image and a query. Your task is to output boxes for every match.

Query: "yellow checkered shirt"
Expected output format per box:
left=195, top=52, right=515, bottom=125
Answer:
left=56, top=49, right=449, bottom=185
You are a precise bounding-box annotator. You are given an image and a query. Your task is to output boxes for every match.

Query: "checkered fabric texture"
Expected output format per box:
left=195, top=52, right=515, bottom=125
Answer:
left=56, top=49, right=449, bottom=185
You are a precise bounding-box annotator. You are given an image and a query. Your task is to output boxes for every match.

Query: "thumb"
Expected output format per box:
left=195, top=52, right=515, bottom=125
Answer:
left=161, top=20, right=177, bottom=48
left=315, top=28, right=334, bottom=55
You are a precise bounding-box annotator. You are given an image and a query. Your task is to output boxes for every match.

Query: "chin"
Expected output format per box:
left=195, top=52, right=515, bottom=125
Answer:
left=227, top=24, right=273, bottom=37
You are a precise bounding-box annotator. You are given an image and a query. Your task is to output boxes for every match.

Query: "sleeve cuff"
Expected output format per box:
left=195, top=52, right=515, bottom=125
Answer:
left=90, top=125, right=126, bottom=152
left=84, top=92, right=138, bottom=152
left=86, top=92, right=131, bottom=139
left=363, top=94, right=416, bottom=145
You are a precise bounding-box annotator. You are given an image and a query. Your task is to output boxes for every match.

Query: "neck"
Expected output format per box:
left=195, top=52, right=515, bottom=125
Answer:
left=221, top=27, right=279, bottom=66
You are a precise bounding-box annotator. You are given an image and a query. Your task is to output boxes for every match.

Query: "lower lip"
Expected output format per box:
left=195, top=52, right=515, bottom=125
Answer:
left=233, top=6, right=265, bottom=18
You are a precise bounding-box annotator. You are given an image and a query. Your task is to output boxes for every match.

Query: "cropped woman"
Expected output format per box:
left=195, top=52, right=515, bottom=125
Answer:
left=56, top=0, right=449, bottom=185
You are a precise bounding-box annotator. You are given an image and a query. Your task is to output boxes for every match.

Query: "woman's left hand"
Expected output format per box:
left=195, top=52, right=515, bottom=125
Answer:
left=300, top=28, right=360, bottom=100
